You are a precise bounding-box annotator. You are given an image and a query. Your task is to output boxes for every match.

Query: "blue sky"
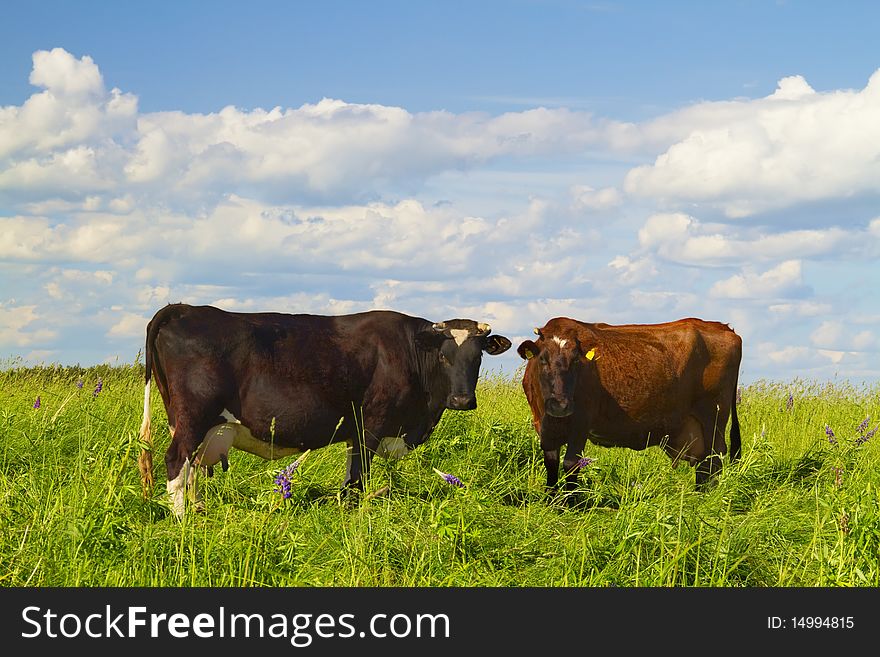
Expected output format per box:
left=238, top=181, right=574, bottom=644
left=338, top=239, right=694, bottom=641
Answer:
left=2, top=1, right=880, bottom=383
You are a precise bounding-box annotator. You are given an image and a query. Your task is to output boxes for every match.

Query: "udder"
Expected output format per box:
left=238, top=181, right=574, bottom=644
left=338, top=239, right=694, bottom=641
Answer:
left=194, top=423, right=236, bottom=474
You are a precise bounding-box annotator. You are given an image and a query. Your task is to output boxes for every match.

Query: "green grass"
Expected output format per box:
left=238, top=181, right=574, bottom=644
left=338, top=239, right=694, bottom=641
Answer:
left=2, top=362, right=880, bottom=587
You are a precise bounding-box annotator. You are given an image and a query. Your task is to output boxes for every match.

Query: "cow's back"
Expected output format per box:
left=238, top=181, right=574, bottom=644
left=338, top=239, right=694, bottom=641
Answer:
left=586, top=319, right=739, bottom=425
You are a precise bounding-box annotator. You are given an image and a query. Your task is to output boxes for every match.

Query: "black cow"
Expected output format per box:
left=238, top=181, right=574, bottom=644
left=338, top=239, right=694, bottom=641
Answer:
left=137, top=303, right=511, bottom=516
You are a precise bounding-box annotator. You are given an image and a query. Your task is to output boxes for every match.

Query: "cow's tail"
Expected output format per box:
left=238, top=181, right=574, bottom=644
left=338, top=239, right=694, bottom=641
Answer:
left=138, top=306, right=174, bottom=498
left=729, top=378, right=742, bottom=463
left=138, top=311, right=167, bottom=498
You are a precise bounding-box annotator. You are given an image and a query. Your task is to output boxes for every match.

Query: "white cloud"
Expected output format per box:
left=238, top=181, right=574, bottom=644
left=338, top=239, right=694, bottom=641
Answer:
left=607, top=255, right=657, bottom=285
left=0, top=302, right=57, bottom=347
left=29, top=48, right=104, bottom=97
left=22, top=349, right=57, bottom=363
left=768, top=302, right=833, bottom=317
left=811, top=321, right=844, bottom=348
left=107, top=311, right=148, bottom=338
left=0, top=49, right=137, bottom=186
left=6, top=50, right=880, bottom=222
left=0, top=195, right=574, bottom=286
left=45, top=281, right=63, bottom=300
left=571, top=185, right=622, bottom=210
left=710, top=260, right=804, bottom=299
left=42, top=268, right=115, bottom=302
left=635, top=212, right=856, bottom=266
left=817, top=349, right=849, bottom=365
left=136, top=285, right=172, bottom=308
left=765, top=344, right=813, bottom=365
left=637, top=212, right=694, bottom=248
left=624, top=70, right=880, bottom=216
left=0, top=50, right=643, bottom=209
left=757, top=342, right=851, bottom=370
left=629, top=290, right=699, bottom=312
left=852, top=330, right=875, bottom=351
left=810, top=322, right=876, bottom=352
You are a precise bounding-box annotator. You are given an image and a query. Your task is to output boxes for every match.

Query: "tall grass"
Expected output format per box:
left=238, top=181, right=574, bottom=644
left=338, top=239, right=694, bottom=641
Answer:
left=1, top=362, right=879, bottom=586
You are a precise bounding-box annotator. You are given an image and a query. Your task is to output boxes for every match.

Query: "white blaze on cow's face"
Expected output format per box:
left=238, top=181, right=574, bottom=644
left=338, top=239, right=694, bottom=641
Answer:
left=552, top=336, right=569, bottom=348
left=450, top=329, right=470, bottom=346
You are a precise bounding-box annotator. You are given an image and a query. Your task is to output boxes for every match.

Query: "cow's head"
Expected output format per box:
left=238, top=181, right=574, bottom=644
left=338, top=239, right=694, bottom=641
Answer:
left=416, top=319, right=512, bottom=410
left=517, top=323, right=596, bottom=418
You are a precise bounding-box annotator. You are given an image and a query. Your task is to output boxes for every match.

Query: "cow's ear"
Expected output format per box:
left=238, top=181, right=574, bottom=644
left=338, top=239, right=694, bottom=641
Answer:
left=484, top=334, right=512, bottom=356
left=415, top=329, right=447, bottom=351
left=517, top=339, right=539, bottom=360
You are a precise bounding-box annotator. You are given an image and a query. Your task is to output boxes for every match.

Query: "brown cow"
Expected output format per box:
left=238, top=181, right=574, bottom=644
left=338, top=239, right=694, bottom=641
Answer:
left=517, top=317, right=742, bottom=495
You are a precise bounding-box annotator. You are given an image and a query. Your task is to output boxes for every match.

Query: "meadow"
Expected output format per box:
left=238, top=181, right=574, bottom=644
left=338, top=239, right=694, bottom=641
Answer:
left=1, top=359, right=879, bottom=587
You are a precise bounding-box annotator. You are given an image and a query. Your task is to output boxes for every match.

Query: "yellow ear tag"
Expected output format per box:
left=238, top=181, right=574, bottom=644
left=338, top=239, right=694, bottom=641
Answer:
left=524, top=349, right=534, bottom=359
left=585, top=348, right=597, bottom=361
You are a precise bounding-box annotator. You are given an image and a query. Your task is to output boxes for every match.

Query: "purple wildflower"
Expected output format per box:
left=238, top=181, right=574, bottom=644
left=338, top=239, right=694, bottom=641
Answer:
left=273, top=450, right=311, bottom=500
left=76, top=379, right=84, bottom=389
left=576, top=456, right=595, bottom=469
left=736, top=387, right=743, bottom=404
left=786, top=392, right=793, bottom=411
left=825, top=424, right=836, bottom=444
left=433, top=467, right=465, bottom=488
left=33, top=396, right=41, bottom=409
left=93, top=378, right=103, bottom=397
left=856, top=425, right=877, bottom=446
left=273, top=471, right=293, bottom=500
left=857, top=416, right=870, bottom=434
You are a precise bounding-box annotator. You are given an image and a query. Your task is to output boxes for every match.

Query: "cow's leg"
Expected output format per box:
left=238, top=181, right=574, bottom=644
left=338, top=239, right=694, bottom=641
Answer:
left=666, top=415, right=703, bottom=467
left=342, top=433, right=379, bottom=501
left=695, top=453, right=723, bottom=489
left=696, top=394, right=733, bottom=490
left=669, top=412, right=723, bottom=490
left=696, top=404, right=730, bottom=489
left=540, top=416, right=569, bottom=495
left=342, top=442, right=362, bottom=492
left=543, top=448, right=561, bottom=491
left=344, top=390, right=415, bottom=500
left=561, top=435, right=588, bottom=494
left=164, top=416, right=210, bottom=518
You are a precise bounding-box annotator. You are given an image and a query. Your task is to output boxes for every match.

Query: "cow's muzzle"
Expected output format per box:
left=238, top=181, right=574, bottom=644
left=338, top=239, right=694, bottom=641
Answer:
left=545, top=397, right=573, bottom=417
left=447, top=394, right=477, bottom=411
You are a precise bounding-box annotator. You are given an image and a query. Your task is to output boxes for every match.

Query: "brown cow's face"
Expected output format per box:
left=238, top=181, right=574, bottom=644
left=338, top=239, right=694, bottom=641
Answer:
left=417, top=319, right=512, bottom=410
left=518, top=332, right=583, bottom=417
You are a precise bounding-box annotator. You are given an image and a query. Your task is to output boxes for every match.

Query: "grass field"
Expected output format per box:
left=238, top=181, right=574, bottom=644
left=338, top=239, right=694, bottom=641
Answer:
left=2, top=360, right=879, bottom=587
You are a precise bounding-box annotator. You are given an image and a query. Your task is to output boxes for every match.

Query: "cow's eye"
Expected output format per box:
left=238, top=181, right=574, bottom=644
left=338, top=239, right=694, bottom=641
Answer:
left=439, top=352, right=450, bottom=365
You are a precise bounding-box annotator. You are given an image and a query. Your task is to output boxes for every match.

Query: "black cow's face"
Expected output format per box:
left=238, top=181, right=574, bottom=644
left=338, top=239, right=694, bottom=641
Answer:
left=518, top=330, right=586, bottom=418
left=417, top=319, right=512, bottom=410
